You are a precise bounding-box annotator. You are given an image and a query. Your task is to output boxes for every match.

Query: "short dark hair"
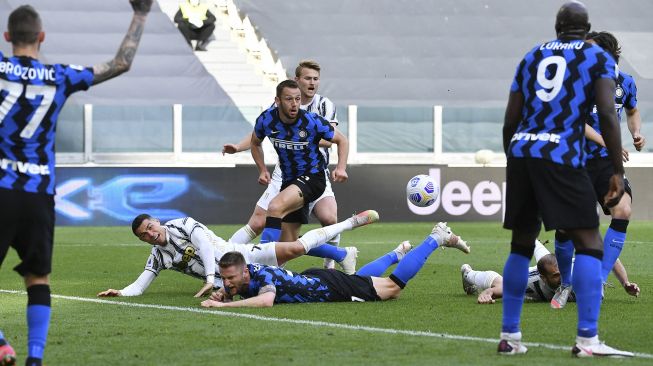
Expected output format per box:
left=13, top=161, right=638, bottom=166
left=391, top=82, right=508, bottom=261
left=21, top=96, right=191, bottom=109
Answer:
left=131, top=214, right=154, bottom=235
left=218, top=251, right=246, bottom=269
left=537, top=254, right=558, bottom=276
left=7, top=5, right=42, bottom=46
left=295, top=60, right=321, bottom=78
left=587, top=31, right=621, bottom=64
left=276, top=79, right=299, bottom=98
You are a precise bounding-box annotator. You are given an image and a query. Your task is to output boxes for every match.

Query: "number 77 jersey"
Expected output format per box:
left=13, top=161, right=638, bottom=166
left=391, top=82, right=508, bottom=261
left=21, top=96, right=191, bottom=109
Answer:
left=507, top=39, right=617, bottom=168
left=0, top=52, right=94, bottom=194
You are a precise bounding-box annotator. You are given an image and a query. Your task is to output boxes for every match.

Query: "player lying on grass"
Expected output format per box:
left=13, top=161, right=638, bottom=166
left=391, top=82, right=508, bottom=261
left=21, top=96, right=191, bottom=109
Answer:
left=97, top=211, right=376, bottom=298
left=200, top=222, right=470, bottom=308
left=461, top=240, right=639, bottom=304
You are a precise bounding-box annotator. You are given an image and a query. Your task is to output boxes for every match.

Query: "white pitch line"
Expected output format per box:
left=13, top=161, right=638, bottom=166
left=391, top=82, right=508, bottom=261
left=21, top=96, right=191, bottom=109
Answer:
left=2, top=290, right=651, bottom=358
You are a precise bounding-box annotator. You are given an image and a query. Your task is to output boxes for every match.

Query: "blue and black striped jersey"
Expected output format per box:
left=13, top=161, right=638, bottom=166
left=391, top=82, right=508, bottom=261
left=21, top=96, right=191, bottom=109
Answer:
left=254, top=108, right=334, bottom=183
left=585, top=71, right=637, bottom=159
left=507, top=39, right=617, bottom=168
left=242, top=263, right=332, bottom=303
left=0, top=52, right=94, bottom=194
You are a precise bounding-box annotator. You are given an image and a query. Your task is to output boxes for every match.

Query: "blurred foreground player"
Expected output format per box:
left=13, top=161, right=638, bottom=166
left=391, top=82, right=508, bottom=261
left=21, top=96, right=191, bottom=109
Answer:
left=0, top=1, right=153, bottom=365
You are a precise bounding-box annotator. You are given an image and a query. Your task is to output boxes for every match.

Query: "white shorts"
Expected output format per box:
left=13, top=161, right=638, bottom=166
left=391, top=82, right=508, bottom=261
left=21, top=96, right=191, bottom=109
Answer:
left=256, top=165, right=335, bottom=214
left=255, top=165, right=283, bottom=211
left=308, top=169, right=335, bottom=215
left=217, top=242, right=278, bottom=266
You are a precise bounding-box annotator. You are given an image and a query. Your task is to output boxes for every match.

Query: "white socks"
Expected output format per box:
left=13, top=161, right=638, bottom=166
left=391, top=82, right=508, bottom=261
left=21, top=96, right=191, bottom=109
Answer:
left=466, top=270, right=500, bottom=290
left=229, top=225, right=257, bottom=244
left=298, top=221, right=349, bottom=253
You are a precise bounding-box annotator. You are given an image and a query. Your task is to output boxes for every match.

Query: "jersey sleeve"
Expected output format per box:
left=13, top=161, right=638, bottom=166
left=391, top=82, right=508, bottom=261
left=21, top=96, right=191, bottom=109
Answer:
left=315, top=114, right=335, bottom=141
left=254, top=111, right=269, bottom=140
left=186, top=217, right=217, bottom=282
left=59, top=64, right=94, bottom=96
left=595, top=52, right=617, bottom=81
left=119, top=270, right=157, bottom=296
left=623, top=76, right=638, bottom=110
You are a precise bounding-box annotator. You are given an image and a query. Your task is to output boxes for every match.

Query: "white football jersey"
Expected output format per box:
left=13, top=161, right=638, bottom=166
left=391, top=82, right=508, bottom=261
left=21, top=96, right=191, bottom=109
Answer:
left=144, top=217, right=226, bottom=284
left=302, top=93, right=338, bottom=164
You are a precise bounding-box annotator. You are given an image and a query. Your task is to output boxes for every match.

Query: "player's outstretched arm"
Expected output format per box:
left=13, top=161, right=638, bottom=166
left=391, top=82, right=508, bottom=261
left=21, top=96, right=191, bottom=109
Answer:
left=626, top=107, right=646, bottom=151
left=222, top=132, right=254, bottom=155
left=92, top=0, right=153, bottom=85
left=97, top=289, right=122, bottom=297
left=330, top=129, right=349, bottom=182
left=201, top=288, right=276, bottom=308
left=97, top=270, right=156, bottom=297
left=613, top=259, right=640, bottom=297
left=251, top=134, right=270, bottom=185
left=477, top=280, right=503, bottom=304
left=585, top=124, right=629, bottom=162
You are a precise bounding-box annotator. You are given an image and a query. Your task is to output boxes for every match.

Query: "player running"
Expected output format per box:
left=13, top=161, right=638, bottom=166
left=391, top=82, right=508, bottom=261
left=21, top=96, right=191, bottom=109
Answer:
left=97, top=211, right=376, bottom=298
left=224, top=60, right=345, bottom=269
left=0, top=2, right=153, bottom=365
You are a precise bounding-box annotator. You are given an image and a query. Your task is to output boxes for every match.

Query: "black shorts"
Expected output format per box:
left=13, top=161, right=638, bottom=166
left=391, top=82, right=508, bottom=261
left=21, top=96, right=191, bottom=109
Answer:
left=0, top=188, right=55, bottom=276
left=503, top=158, right=599, bottom=232
left=301, top=268, right=381, bottom=302
left=281, top=173, right=326, bottom=224
left=586, top=158, right=633, bottom=215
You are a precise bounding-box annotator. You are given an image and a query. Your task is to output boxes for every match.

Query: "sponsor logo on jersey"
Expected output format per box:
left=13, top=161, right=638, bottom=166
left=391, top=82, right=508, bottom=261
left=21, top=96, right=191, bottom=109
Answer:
left=0, top=158, right=50, bottom=175
left=270, top=137, right=308, bottom=151
left=511, top=132, right=561, bottom=144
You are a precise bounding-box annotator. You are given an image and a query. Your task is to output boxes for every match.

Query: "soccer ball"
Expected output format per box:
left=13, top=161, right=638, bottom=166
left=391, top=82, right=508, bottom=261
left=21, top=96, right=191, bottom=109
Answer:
left=406, top=174, right=439, bottom=207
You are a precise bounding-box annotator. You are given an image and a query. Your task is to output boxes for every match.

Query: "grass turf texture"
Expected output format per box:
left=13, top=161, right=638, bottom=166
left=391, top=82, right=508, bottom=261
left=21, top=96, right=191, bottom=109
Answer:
left=1, top=221, right=651, bottom=365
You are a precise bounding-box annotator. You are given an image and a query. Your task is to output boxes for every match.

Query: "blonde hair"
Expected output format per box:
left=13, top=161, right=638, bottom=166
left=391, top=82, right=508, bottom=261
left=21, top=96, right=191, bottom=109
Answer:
left=295, top=60, right=321, bottom=77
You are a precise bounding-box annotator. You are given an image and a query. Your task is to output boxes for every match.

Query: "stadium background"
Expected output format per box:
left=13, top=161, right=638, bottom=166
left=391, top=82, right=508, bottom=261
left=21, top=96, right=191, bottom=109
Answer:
left=0, top=0, right=651, bottom=226
left=1, top=1, right=653, bottom=365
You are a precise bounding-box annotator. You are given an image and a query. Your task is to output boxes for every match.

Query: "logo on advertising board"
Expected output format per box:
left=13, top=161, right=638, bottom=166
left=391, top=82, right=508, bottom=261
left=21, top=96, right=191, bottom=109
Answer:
left=407, top=168, right=506, bottom=218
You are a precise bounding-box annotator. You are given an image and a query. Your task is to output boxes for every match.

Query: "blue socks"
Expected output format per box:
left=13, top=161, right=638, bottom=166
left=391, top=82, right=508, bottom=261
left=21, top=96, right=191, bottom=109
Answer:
left=26, top=285, right=51, bottom=361
left=307, top=244, right=347, bottom=262
left=260, top=217, right=282, bottom=244
left=601, top=219, right=628, bottom=283
left=501, top=252, right=530, bottom=333
left=357, top=251, right=399, bottom=277
left=0, top=330, right=6, bottom=346
left=554, top=231, right=574, bottom=286
left=573, top=252, right=603, bottom=338
left=389, top=236, right=439, bottom=288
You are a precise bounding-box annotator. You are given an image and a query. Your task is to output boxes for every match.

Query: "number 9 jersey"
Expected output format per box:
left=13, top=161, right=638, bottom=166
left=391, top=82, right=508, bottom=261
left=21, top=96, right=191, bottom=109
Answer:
left=0, top=52, right=94, bottom=194
left=507, top=39, right=617, bottom=168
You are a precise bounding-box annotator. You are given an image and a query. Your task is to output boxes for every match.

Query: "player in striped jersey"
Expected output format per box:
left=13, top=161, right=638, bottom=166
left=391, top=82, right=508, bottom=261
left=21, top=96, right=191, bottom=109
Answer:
left=200, top=222, right=469, bottom=308
left=251, top=80, right=348, bottom=245
left=0, top=2, right=152, bottom=365
left=224, top=60, right=345, bottom=270
left=552, top=31, right=645, bottom=309
left=462, top=241, right=638, bottom=305
left=96, top=210, right=377, bottom=298
left=500, top=2, right=631, bottom=357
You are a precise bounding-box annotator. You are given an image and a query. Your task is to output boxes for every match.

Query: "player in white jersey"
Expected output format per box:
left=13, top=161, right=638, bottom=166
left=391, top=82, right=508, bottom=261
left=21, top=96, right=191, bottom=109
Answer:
left=223, top=60, right=343, bottom=268
left=96, top=210, right=378, bottom=298
left=460, top=241, right=639, bottom=304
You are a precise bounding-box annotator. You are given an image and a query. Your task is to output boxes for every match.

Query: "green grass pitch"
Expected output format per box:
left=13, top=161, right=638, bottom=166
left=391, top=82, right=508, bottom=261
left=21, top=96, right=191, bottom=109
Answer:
left=1, top=221, right=652, bottom=365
